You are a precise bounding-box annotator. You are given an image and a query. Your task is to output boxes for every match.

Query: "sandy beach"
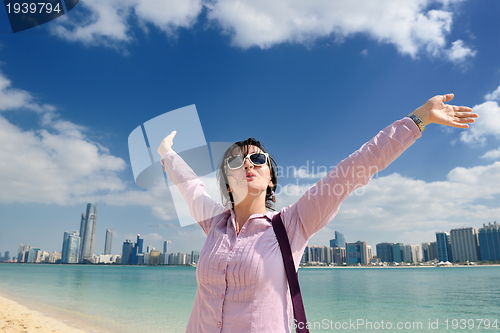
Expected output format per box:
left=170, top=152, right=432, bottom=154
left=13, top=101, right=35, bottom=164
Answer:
left=0, top=294, right=92, bottom=333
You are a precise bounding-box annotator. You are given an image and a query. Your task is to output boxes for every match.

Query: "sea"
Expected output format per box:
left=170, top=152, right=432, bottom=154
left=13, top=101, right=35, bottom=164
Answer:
left=0, top=264, right=498, bottom=333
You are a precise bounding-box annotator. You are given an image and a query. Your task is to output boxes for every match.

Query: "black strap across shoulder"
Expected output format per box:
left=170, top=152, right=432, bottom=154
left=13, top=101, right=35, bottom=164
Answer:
left=271, top=213, right=310, bottom=333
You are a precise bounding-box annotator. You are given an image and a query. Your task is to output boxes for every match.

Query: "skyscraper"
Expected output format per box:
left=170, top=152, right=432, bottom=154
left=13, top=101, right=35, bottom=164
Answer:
left=376, top=242, right=394, bottom=263
left=436, top=232, right=453, bottom=262
left=346, top=241, right=368, bottom=265
left=122, top=239, right=134, bottom=265
left=79, top=203, right=97, bottom=263
left=403, top=244, right=420, bottom=263
left=61, top=231, right=80, bottom=264
left=391, top=243, right=403, bottom=263
left=163, top=240, right=172, bottom=254
left=450, top=227, right=480, bottom=262
left=478, top=222, right=500, bottom=261
left=131, top=234, right=144, bottom=265
left=104, top=228, right=113, bottom=255
left=330, top=231, right=346, bottom=248
left=421, top=242, right=438, bottom=262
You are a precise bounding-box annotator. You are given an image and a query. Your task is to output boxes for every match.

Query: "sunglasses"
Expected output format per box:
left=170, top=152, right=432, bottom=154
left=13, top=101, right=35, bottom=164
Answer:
left=225, top=152, right=269, bottom=170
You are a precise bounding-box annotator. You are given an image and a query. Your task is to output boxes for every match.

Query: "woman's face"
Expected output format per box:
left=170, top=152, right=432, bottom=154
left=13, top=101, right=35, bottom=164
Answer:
left=225, top=145, right=274, bottom=205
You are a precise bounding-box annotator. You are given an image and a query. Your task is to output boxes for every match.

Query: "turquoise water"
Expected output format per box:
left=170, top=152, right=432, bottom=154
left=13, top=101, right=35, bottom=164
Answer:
left=0, top=265, right=499, bottom=332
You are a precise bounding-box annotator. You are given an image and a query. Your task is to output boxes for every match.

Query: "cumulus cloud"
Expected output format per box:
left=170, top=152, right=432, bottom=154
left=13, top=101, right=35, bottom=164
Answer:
left=460, top=86, right=500, bottom=145
left=51, top=0, right=203, bottom=47
left=0, top=71, right=177, bottom=226
left=481, top=148, right=500, bottom=160
left=206, top=0, right=473, bottom=61
left=0, top=115, right=126, bottom=204
left=445, top=39, right=476, bottom=63
left=48, top=0, right=474, bottom=63
left=485, top=86, right=500, bottom=102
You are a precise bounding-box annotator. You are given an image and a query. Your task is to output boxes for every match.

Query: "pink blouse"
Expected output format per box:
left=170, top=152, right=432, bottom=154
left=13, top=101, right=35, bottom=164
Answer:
left=161, top=117, right=421, bottom=333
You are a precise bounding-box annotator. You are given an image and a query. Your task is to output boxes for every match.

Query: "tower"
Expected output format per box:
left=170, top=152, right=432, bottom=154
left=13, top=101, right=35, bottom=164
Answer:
left=61, top=231, right=80, bottom=264
left=79, top=203, right=97, bottom=263
left=163, top=240, right=171, bottom=254
left=104, top=228, right=113, bottom=255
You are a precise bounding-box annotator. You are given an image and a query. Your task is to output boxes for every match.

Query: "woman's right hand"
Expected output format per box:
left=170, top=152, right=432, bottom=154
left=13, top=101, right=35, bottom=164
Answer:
left=157, top=130, right=177, bottom=156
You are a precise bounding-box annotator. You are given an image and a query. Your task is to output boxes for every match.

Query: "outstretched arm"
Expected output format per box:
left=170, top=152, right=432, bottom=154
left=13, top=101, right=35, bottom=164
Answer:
left=157, top=131, right=225, bottom=233
left=283, top=94, right=477, bottom=243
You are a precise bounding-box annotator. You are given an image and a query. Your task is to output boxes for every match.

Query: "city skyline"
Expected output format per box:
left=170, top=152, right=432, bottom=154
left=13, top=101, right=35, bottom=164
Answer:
left=3, top=202, right=497, bottom=264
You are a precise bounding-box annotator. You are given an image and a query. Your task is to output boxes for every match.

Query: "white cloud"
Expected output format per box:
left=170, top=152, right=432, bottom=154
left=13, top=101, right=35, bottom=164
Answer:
left=51, top=0, right=134, bottom=47
left=51, top=0, right=203, bottom=46
left=0, top=115, right=126, bottom=204
left=48, top=0, right=474, bottom=63
left=485, top=86, right=500, bottom=102
left=0, top=72, right=55, bottom=113
left=207, top=0, right=474, bottom=61
left=134, top=0, right=203, bottom=33
left=460, top=87, right=500, bottom=144
left=0, top=71, right=178, bottom=225
left=445, top=40, right=476, bottom=63
left=481, top=148, right=500, bottom=160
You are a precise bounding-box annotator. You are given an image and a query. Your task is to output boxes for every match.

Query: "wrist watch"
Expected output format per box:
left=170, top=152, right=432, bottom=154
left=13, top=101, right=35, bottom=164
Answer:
left=407, top=113, right=426, bottom=132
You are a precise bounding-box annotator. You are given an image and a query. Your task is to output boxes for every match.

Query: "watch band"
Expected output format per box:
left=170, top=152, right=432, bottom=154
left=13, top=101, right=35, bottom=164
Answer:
left=407, top=113, right=426, bottom=132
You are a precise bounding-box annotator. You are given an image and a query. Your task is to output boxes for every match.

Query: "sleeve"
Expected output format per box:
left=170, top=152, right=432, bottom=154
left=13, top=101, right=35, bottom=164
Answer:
left=161, top=151, right=226, bottom=235
left=282, top=117, right=422, bottom=241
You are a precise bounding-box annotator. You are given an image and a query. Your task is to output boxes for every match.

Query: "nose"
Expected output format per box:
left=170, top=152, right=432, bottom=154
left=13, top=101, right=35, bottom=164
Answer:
left=243, top=156, right=254, bottom=169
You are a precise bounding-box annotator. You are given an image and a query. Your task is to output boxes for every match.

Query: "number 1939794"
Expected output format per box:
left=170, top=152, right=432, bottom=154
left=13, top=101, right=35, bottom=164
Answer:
left=6, top=2, right=62, bottom=14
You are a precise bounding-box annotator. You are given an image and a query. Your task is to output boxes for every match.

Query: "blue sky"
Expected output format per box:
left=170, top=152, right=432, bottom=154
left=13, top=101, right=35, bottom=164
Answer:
left=0, top=0, right=499, bottom=257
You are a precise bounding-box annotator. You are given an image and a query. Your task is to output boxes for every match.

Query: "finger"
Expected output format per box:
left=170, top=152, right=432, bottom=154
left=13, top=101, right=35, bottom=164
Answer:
left=442, top=93, right=455, bottom=103
left=454, top=111, right=478, bottom=118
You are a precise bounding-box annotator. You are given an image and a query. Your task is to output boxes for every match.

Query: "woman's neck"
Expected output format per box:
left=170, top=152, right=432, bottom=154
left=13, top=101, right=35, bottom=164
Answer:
left=233, top=194, right=267, bottom=228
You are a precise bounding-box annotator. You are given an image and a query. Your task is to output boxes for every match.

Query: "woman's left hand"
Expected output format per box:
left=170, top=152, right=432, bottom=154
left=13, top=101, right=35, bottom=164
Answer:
left=412, top=94, right=478, bottom=128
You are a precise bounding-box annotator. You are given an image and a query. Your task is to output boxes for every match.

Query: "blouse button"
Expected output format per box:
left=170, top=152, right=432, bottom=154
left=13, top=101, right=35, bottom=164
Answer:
left=218, top=321, right=222, bottom=327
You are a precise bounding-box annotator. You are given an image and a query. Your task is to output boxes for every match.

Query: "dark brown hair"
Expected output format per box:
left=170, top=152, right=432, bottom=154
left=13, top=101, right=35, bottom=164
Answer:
left=217, top=138, right=278, bottom=210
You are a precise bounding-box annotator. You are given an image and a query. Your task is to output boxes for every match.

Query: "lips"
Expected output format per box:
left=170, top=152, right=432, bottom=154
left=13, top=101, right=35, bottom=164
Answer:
left=246, top=172, right=256, bottom=180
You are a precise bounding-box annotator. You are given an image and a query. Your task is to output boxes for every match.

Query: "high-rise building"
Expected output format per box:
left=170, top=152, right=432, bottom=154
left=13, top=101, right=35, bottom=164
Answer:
left=163, top=240, right=172, bottom=254
left=61, top=231, right=80, bottom=264
left=122, top=239, right=134, bottom=265
left=332, top=247, right=346, bottom=264
left=376, top=242, right=394, bottom=263
left=435, top=232, right=453, bottom=262
left=391, top=243, right=403, bottom=263
left=191, top=251, right=200, bottom=264
left=17, top=244, right=31, bottom=263
left=429, top=241, right=438, bottom=261
left=104, top=228, right=113, bottom=255
left=346, top=241, right=368, bottom=265
left=131, top=234, right=144, bottom=264
left=421, top=242, right=438, bottom=262
left=403, top=244, right=420, bottom=263
left=478, top=222, right=500, bottom=261
left=450, top=227, right=480, bottom=262
left=330, top=231, right=346, bottom=248
left=79, top=203, right=97, bottom=263
left=27, top=248, right=41, bottom=263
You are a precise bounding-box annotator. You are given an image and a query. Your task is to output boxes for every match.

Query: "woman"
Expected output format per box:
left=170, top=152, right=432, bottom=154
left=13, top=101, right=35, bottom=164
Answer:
left=158, top=94, right=477, bottom=333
